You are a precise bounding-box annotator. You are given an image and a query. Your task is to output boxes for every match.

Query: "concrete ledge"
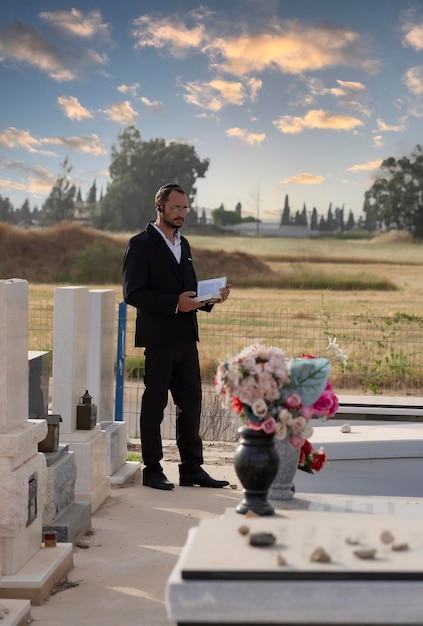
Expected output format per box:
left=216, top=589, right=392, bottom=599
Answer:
left=43, top=501, right=91, bottom=544
left=336, top=395, right=423, bottom=421
left=0, top=543, right=73, bottom=605
left=0, top=599, right=31, bottom=626
left=167, top=506, right=423, bottom=624
left=110, top=460, right=141, bottom=486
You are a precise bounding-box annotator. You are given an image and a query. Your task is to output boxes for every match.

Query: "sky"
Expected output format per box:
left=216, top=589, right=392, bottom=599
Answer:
left=1, top=0, right=423, bottom=223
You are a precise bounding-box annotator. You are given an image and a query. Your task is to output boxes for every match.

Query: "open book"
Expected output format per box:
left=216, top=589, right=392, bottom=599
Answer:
left=191, top=276, right=227, bottom=303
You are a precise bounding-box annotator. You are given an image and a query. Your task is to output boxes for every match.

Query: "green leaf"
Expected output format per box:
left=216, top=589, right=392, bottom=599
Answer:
left=281, top=357, right=330, bottom=407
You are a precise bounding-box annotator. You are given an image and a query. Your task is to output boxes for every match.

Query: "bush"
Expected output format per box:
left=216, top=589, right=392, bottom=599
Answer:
left=70, top=241, right=123, bottom=283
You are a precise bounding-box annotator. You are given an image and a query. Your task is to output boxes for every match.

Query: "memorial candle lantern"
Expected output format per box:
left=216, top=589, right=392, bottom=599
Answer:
left=76, top=390, right=97, bottom=430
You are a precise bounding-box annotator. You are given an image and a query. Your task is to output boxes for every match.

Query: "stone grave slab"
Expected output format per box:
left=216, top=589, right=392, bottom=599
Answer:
left=167, top=501, right=423, bottom=625
left=292, top=421, right=423, bottom=498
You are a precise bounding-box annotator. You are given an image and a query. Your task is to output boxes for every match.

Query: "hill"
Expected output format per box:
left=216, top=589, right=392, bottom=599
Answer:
left=0, top=222, right=272, bottom=284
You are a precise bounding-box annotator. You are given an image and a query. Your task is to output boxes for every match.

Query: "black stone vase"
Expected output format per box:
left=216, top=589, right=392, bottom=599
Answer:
left=233, top=426, right=280, bottom=516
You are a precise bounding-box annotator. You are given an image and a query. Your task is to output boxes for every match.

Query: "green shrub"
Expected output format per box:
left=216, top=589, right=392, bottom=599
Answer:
left=69, top=241, right=123, bottom=283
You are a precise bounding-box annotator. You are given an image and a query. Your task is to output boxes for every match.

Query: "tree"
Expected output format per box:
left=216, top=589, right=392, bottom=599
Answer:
left=19, top=198, right=32, bottom=227
left=346, top=210, right=355, bottom=230
left=326, top=203, right=334, bottom=231
left=0, top=194, right=14, bottom=223
left=41, top=158, right=76, bottom=226
left=86, top=180, right=97, bottom=204
left=280, top=194, right=290, bottom=226
left=96, top=126, right=209, bottom=231
left=310, top=207, right=318, bottom=230
left=363, top=145, right=423, bottom=238
left=300, top=202, right=308, bottom=227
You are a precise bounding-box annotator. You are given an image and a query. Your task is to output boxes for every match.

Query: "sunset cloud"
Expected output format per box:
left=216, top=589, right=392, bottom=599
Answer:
left=39, top=8, right=110, bottom=39
left=273, top=109, right=363, bottom=134
left=118, top=83, right=140, bottom=96
left=132, top=13, right=206, bottom=57
left=42, top=133, right=106, bottom=156
left=403, top=66, right=423, bottom=94
left=102, top=101, right=138, bottom=124
left=139, top=96, right=164, bottom=112
left=401, top=8, right=423, bottom=50
left=375, top=118, right=405, bottom=132
left=280, top=173, right=325, bottom=185
left=347, top=159, right=382, bottom=172
left=183, top=79, right=251, bottom=111
left=0, top=13, right=109, bottom=81
left=58, top=96, right=93, bottom=120
left=225, top=127, right=266, bottom=145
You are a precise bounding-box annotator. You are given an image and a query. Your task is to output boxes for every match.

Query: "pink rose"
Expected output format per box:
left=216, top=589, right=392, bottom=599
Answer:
left=311, top=381, right=339, bottom=418
left=261, top=417, right=276, bottom=434
left=285, top=394, right=302, bottom=409
left=289, top=434, right=304, bottom=448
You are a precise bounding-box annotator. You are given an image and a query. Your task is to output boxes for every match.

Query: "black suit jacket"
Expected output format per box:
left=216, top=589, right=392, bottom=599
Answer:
left=122, top=222, right=211, bottom=348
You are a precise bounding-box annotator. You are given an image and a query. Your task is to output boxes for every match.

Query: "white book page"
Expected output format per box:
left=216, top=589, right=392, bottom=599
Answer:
left=192, top=276, right=227, bottom=302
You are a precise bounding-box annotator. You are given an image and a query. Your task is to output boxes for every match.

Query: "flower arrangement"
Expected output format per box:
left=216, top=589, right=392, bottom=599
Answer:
left=215, top=342, right=342, bottom=451
left=298, top=439, right=327, bottom=474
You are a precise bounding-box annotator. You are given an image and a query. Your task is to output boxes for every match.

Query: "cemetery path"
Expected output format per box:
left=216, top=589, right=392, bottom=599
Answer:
left=30, top=440, right=240, bottom=626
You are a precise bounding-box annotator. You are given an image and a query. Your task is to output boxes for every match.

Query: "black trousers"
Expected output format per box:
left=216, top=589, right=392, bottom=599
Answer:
left=140, top=342, right=204, bottom=472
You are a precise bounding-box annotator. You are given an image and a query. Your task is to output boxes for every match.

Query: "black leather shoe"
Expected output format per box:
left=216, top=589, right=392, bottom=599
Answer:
left=143, top=472, right=175, bottom=490
left=179, top=468, right=229, bottom=488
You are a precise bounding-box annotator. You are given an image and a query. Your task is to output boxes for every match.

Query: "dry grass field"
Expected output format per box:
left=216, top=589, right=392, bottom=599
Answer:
left=0, top=223, right=415, bottom=315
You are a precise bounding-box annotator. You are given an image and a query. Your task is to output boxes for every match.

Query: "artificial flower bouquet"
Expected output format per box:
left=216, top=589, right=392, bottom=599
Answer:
left=298, top=439, right=327, bottom=474
left=215, top=343, right=341, bottom=453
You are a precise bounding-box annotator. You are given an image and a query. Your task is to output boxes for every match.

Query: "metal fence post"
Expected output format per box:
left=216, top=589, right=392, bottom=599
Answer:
left=114, top=301, right=127, bottom=421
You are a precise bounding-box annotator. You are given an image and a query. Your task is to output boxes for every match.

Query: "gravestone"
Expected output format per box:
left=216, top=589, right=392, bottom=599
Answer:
left=52, top=286, right=110, bottom=513
left=0, top=278, right=72, bottom=607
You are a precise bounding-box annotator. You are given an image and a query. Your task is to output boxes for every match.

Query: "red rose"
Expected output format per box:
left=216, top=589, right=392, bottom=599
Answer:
left=230, top=396, right=244, bottom=414
left=310, top=451, right=327, bottom=472
left=302, top=439, right=313, bottom=455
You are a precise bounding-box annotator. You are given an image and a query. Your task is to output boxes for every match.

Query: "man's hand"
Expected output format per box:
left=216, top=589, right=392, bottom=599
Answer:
left=178, top=291, right=200, bottom=312
left=215, top=283, right=232, bottom=303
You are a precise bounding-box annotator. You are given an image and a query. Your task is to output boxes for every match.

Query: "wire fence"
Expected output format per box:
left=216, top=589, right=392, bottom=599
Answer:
left=28, top=300, right=423, bottom=441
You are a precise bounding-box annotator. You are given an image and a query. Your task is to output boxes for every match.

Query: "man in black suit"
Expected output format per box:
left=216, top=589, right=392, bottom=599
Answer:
left=123, top=183, right=231, bottom=490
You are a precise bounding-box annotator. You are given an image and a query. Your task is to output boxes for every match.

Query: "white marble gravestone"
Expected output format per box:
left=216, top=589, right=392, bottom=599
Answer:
left=87, top=289, right=139, bottom=484
left=0, top=279, right=73, bottom=607
left=52, top=286, right=110, bottom=513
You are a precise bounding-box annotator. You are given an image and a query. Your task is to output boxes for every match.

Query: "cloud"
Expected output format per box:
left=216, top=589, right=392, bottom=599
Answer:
left=0, top=127, right=42, bottom=152
left=0, top=14, right=109, bottom=81
left=347, top=159, right=382, bottom=172
left=102, top=101, right=138, bottom=124
left=39, top=8, right=110, bottom=39
left=373, top=135, right=384, bottom=148
left=0, top=161, right=57, bottom=195
left=205, top=21, right=379, bottom=76
left=183, top=78, right=257, bottom=111
left=280, top=173, right=325, bottom=185
left=42, top=134, right=106, bottom=156
left=306, top=77, right=366, bottom=99
left=401, top=8, right=423, bottom=50
left=273, top=109, right=363, bottom=134
left=132, top=13, right=206, bottom=57
left=403, top=65, right=423, bottom=95
left=0, top=127, right=55, bottom=156
left=118, top=83, right=140, bottom=96
left=375, top=118, right=406, bottom=132
left=225, top=127, right=266, bottom=144
left=0, top=20, right=78, bottom=81
left=58, top=96, right=93, bottom=120
left=139, top=96, right=164, bottom=113
left=131, top=12, right=379, bottom=77
left=0, top=178, right=27, bottom=192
